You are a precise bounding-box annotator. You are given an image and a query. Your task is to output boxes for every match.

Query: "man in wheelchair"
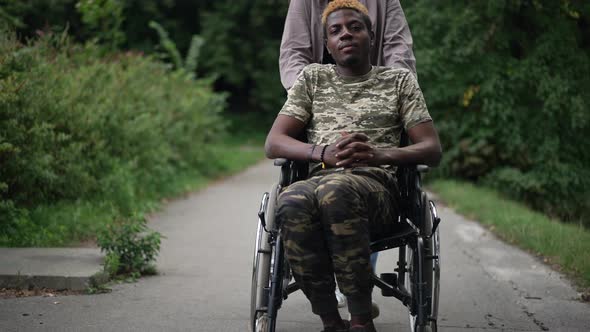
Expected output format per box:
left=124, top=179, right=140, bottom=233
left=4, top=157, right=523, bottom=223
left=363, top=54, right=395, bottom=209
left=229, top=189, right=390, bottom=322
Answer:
left=264, top=1, right=442, bottom=331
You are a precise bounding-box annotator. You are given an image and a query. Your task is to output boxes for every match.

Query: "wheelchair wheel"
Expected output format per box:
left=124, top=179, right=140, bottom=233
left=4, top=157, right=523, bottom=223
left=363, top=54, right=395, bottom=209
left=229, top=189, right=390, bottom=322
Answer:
left=266, top=232, right=286, bottom=332
left=251, top=218, right=270, bottom=332
left=251, top=231, right=284, bottom=332
left=250, top=184, right=281, bottom=332
left=405, top=194, right=439, bottom=332
left=428, top=201, right=441, bottom=329
left=254, top=314, right=269, bottom=332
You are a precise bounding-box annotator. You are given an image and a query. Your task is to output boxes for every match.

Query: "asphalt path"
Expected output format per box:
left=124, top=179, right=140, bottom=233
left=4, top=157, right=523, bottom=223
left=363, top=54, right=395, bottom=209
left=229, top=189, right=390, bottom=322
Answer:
left=1, top=161, right=588, bottom=332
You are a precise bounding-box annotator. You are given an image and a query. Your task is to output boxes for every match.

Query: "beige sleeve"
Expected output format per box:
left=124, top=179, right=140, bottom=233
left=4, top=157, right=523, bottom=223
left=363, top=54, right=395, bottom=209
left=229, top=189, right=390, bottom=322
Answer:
left=279, top=0, right=314, bottom=90
left=382, top=0, right=417, bottom=77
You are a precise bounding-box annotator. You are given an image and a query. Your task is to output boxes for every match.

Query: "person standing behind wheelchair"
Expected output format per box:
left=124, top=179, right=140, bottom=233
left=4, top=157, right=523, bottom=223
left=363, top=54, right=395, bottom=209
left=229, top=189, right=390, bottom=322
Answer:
left=266, top=1, right=441, bottom=331
left=279, top=0, right=416, bottom=91
left=278, top=0, right=418, bottom=322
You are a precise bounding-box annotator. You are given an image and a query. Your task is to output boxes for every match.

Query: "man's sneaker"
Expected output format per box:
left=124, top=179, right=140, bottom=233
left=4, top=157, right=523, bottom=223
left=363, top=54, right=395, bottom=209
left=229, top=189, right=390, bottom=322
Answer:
left=335, top=288, right=346, bottom=308
left=347, top=302, right=380, bottom=320
left=320, top=320, right=350, bottom=332
left=349, top=321, right=377, bottom=332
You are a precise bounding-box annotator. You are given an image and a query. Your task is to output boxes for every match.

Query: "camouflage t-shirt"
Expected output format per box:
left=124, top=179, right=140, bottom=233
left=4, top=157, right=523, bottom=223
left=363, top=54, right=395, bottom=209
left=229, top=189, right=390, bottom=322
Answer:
left=279, top=63, right=432, bottom=172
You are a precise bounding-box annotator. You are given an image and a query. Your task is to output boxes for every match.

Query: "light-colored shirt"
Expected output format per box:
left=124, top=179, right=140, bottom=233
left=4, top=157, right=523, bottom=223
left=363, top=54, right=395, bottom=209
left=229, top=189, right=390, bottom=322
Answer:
left=279, top=64, right=431, bottom=172
left=279, top=0, right=416, bottom=90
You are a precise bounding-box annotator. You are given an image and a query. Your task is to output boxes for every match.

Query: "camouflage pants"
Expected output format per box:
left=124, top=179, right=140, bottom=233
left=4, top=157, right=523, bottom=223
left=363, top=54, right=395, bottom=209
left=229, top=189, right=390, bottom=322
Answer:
left=277, top=167, right=399, bottom=316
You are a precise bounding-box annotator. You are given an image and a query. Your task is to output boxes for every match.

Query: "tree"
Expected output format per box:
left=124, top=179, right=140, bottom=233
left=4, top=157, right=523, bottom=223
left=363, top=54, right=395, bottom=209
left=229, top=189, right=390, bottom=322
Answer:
left=405, top=0, right=590, bottom=223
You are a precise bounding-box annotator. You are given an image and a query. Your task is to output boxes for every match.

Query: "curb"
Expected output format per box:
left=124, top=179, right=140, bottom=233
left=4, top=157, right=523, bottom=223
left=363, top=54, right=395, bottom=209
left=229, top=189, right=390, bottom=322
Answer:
left=0, top=271, right=108, bottom=291
left=0, top=248, right=107, bottom=291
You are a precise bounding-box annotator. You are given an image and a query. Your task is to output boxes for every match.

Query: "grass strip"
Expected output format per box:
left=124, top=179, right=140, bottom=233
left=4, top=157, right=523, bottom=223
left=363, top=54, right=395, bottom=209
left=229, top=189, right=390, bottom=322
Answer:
left=2, top=142, right=265, bottom=247
left=430, top=179, right=590, bottom=290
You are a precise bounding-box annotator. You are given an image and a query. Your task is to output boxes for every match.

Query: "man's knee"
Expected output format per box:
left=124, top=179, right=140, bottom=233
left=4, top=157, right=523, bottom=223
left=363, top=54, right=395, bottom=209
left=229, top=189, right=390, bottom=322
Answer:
left=277, top=182, right=317, bottom=216
left=315, top=173, right=361, bottom=208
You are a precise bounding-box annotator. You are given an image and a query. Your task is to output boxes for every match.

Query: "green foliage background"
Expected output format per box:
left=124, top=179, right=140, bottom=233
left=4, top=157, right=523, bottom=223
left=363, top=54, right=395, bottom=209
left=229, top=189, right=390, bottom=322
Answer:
left=0, top=30, right=226, bottom=245
left=1, top=0, right=589, bottom=233
left=1, top=0, right=288, bottom=120
left=404, top=0, right=590, bottom=225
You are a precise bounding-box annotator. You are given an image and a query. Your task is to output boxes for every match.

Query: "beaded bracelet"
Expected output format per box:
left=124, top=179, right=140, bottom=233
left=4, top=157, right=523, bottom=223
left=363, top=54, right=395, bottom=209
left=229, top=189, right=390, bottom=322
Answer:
left=320, top=145, right=328, bottom=169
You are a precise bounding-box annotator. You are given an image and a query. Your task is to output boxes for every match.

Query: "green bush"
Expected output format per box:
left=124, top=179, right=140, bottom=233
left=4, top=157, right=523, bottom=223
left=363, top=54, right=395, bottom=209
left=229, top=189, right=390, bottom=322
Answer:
left=76, top=0, right=125, bottom=50
left=199, top=0, right=288, bottom=118
left=0, top=29, right=226, bottom=245
left=405, top=1, right=590, bottom=225
left=0, top=0, right=204, bottom=53
left=97, top=217, right=161, bottom=276
left=2, top=0, right=286, bottom=122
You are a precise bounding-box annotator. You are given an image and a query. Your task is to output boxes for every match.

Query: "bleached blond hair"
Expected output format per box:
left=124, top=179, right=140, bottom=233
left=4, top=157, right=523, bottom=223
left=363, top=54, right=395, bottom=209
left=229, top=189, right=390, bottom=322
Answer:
left=321, top=0, right=370, bottom=25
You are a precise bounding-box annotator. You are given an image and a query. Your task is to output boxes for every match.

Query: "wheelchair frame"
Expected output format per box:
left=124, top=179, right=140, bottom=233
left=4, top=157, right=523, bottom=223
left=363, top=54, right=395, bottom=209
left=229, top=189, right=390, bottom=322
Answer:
left=251, top=155, right=441, bottom=332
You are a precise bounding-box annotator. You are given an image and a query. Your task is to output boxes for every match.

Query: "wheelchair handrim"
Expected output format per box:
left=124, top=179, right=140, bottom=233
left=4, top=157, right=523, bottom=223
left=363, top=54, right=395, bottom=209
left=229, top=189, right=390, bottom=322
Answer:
left=250, top=221, right=261, bottom=331
left=251, top=184, right=281, bottom=332
left=431, top=227, right=441, bottom=321
left=407, top=203, right=439, bottom=331
left=251, top=220, right=275, bottom=330
left=405, top=240, right=418, bottom=332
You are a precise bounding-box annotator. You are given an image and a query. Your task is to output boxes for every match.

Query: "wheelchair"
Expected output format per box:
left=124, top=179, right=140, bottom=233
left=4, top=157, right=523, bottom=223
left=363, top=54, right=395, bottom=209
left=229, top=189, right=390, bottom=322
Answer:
left=250, top=138, right=441, bottom=332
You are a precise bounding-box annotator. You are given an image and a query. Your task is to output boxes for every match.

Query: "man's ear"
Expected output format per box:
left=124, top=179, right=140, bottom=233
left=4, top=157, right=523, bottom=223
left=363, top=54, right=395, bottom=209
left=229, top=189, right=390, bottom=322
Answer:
left=370, top=30, right=375, bottom=47
left=325, top=39, right=331, bottom=54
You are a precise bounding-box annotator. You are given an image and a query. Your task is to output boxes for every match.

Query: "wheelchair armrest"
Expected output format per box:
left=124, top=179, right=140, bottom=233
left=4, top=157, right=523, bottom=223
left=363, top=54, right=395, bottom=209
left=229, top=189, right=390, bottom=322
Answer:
left=416, top=165, right=429, bottom=173
left=274, top=158, right=288, bottom=166
left=273, top=158, right=309, bottom=187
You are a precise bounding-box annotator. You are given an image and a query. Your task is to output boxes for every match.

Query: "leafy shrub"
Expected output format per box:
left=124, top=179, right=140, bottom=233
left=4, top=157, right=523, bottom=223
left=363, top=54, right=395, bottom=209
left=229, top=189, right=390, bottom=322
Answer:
left=76, top=0, right=125, bottom=50
left=149, top=20, right=205, bottom=79
left=97, top=217, right=161, bottom=276
left=0, top=29, right=226, bottom=245
left=405, top=1, right=590, bottom=225
left=2, top=0, right=286, bottom=122
left=199, top=0, right=288, bottom=118
left=103, top=251, right=121, bottom=277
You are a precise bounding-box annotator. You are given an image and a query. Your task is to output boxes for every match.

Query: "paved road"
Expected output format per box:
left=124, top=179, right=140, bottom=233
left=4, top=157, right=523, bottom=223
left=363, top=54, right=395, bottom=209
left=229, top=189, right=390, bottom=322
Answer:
left=1, top=161, right=588, bottom=332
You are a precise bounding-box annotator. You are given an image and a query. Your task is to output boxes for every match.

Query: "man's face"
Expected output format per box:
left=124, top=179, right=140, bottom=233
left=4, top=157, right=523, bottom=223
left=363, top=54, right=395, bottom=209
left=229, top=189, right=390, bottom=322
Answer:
left=325, top=9, right=372, bottom=68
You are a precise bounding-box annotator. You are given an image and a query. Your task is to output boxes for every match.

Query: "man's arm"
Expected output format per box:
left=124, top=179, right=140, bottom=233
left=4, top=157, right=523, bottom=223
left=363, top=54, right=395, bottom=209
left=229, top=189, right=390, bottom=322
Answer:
left=267, top=64, right=319, bottom=161
left=333, top=122, right=442, bottom=167
left=392, top=121, right=442, bottom=166
left=382, top=0, right=417, bottom=76
left=279, top=0, right=314, bottom=90
left=266, top=116, right=371, bottom=167
left=265, top=115, right=311, bottom=160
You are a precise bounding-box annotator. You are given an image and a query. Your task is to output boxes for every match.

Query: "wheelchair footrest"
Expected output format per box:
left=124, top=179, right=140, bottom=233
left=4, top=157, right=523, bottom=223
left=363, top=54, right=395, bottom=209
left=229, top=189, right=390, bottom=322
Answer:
left=380, top=273, right=398, bottom=297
